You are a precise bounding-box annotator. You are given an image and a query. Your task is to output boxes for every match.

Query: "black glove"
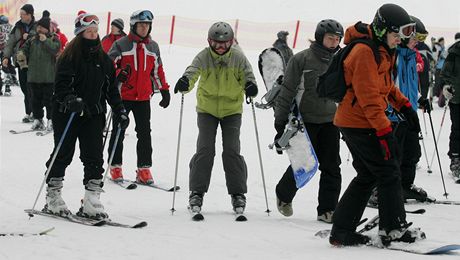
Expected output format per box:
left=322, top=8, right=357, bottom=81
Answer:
left=159, top=89, right=170, bottom=108
left=274, top=122, right=286, bottom=155
left=417, top=97, right=432, bottom=113
left=245, top=81, right=258, bottom=97
left=400, top=102, right=421, bottom=133
left=63, top=95, right=84, bottom=114
left=174, top=76, right=189, bottom=94
left=376, top=127, right=399, bottom=161
left=114, top=109, right=130, bottom=130
left=117, top=65, right=131, bottom=83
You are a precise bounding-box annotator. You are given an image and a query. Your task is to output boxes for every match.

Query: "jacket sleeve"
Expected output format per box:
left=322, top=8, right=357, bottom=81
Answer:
left=3, top=26, right=19, bottom=59
left=240, top=52, right=256, bottom=87
left=274, top=54, right=303, bottom=126
left=183, top=52, right=204, bottom=92
left=42, top=35, right=61, bottom=56
left=150, top=45, right=170, bottom=91
left=387, top=83, right=409, bottom=111
left=54, top=57, right=77, bottom=102
left=104, top=60, right=124, bottom=112
left=440, top=53, right=456, bottom=85
left=107, top=40, right=122, bottom=67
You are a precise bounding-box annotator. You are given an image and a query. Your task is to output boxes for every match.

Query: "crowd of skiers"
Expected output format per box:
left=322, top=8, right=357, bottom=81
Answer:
left=1, top=2, right=460, bottom=248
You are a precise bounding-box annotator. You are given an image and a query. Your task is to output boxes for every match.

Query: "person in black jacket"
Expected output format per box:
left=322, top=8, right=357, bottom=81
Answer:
left=43, top=12, right=129, bottom=220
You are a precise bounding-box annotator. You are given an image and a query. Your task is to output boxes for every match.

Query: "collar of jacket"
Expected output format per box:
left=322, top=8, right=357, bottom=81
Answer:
left=209, top=47, right=232, bottom=64
left=128, top=32, right=150, bottom=44
left=310, top=41, right=334, bottom=62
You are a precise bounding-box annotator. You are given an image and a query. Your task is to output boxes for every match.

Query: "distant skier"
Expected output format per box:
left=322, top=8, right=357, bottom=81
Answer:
left=174, top=22, right=258, bottom=215
left=0, top=14, right=14, bottom=96
left=43, top=12, right=128, bottom=219
left=273, top=30, right=294, bottom=66
left=101, top=18, right=125, bottom=53
left=273, top=19, right=343, bottom=223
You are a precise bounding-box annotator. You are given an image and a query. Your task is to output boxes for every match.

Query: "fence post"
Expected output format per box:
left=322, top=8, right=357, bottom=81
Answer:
left=234, top=19, right=239, bottom=39
left=106, top=11, right=111, bottom=36
left=293, top=20, right=300, bottom=49
left=169, top=15, right=176, bottom=45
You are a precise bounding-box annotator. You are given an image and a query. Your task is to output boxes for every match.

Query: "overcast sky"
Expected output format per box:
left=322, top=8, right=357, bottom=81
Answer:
left=28, top=0, right=459, bottom=29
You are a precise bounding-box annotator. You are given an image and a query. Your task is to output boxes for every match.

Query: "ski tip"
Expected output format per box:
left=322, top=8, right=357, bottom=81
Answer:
left=39, top=227, right=55, bottom=235
left=168, top=186, right=181, bottom=192
left=132, top=221, right=148, bottom=228
left=192, top=213, right=204, bottom=221
left=126, top=183, right=138, bottom=190
left=235, top=215, right=247, bottom=222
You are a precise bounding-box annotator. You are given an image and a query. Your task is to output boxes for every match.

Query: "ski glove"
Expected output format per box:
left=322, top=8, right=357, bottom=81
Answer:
left=274, top=122, right=286, bottom=155
left=376, top=126, right=399, bottom=161
left=159, top=89, right=170, bottom=108
left=63, top=95, right=85, bottom=114
left=400, top=102, right=421, bottom=133
left=174, top=76, right=189, bottom=94
left=245, top=81, right=258, bottom=98
left=443, top=85, right=454, bottom=100
left=114, top=109, right=130, bottom=130
left=117, top=65, right=131, bottom=83
left=417, top=97, right=431, bottom=113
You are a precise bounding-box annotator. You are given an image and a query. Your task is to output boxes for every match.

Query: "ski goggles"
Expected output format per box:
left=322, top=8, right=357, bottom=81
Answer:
left=394, top=23, right=416, bottom=39
left=132, top=10, right=154, bottom=22
left=77, top=14, right=99, bottom=27
left=209, top=39, right=232, bottom=50
left=416, top=32, right=428, bottom=42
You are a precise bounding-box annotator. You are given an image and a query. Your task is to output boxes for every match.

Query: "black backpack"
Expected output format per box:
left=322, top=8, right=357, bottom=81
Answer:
left=317, top=38, right=381, bottom=103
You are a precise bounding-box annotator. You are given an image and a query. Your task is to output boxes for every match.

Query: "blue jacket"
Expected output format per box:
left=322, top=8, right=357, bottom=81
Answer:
left=387, top=47, right=419, bottom=122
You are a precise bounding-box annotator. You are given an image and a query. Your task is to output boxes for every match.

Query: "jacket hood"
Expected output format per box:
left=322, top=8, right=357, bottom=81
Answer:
left=343, top=22, right=373, bottom=45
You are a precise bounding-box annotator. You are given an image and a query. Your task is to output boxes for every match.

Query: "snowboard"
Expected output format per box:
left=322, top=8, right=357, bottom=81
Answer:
left=259, top=47, right=318, bottom=188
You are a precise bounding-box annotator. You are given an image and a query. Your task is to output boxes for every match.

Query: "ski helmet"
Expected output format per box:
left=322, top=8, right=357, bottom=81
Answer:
left=372, top=4, right=415, bottom=40
left=208, top=22, right=234, bottom=42
left=130, top=10, right=153, bottom=33
left=455, top=32, right=460, bottom=40
left=0, top=15, right=8, bottom=25
left=314, top=19, right=344, bottom=42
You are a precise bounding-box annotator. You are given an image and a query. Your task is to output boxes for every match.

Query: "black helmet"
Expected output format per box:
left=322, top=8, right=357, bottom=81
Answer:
left=314, top=19, right=344, bottom=42
left=372, top=4, right=414, bottom=40
left=410, top=16, right=428, bottom=34
left=208, top=22, right=234, bottom=42
left=455, top=32, right=460, bottom=40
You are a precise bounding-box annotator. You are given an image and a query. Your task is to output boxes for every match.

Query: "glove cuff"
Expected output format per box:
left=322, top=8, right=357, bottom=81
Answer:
left=376, top=126, right=392, bottom=137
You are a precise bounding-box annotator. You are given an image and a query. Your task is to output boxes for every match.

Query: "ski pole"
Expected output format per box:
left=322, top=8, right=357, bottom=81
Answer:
left=421, top=110, right=428, bottom=136
left=28, top=112, right=76, bottom=218
left=102, top=124, right=122, bottom=183
left=427, top=110, right=449, bottom=199
left=171, top=94, right=184, bottom=215
left=429, top=104, right=448, bottom=169
left=419, top=131, right=432, bottom=174
left=250, top=98, right=271, bottom=215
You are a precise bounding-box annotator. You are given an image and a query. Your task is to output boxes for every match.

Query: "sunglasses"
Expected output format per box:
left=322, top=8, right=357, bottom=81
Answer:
left=79, top=14, right=99, bottom=27
left=416, top=32, right=428, bottom=42
left=209, top=39, right=232, bottom=50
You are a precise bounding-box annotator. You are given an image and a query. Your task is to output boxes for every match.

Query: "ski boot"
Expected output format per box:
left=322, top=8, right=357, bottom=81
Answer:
left=31, top=119, right=45, bottom=130
left=403, top=184, right=428, bottom=202
left=317, top=211, right=334, bottom=223
left=189, top=191, right=204, bottom=213
left=44, top=177, right=70, bottom=216
left=78, top=179, right=109, bottom=220
left=136, top=167, right=154, bottom=184
left=450, top=157, right=460, bottom=179
left=329, top=226, right=371, bottom=246
left=110, top=165, right=123, bottom=182
left=231, top=193, right=246, bottom=214
left=276, top=196, right=293, bottom=217
left=22, top=114, right=33, bottom=123
left=378, top=221, right=426, bottom=246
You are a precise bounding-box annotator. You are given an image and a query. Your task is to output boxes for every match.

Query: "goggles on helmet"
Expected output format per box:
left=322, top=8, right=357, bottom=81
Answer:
left=416, top=32, right=428, bottom=42
left=77, top=14, right=99, bottom=27
left=393, top=23, right=416, bottom=39
left=131, top=10, right=154, bottom=23
left=209, top=39, right=232, bottom=51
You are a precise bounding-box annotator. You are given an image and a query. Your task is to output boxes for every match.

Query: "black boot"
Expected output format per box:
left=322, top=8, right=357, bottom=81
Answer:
left=329, top=226, right=370, bottom=246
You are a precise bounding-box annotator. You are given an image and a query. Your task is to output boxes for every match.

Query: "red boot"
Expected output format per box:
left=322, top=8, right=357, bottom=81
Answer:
left=110, top=165, right=123, bottom=182
left=136, top=167, right=154, bottom=184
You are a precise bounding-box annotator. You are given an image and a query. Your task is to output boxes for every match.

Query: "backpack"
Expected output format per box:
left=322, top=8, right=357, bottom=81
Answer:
left=317, top=38, right=381, bottom=103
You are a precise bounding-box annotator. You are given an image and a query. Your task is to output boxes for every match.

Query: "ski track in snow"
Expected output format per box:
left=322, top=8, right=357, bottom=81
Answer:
left=1, top=45, right=460, bottom=259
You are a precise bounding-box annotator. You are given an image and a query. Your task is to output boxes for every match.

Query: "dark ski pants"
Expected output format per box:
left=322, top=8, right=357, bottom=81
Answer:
left=419, top=71, right=430, bottom=99
left=30, top=83, right=54, bottom=120
left=276, top=122, right=341, bottom=215
left=189, top=113, right=248, bottom=195
left=333, top=127, right=406, bottom=232
left=46, top=111, right=105, bottom=185
left=449, top=102, right=460, bottom=158
left=393, top=121, right=421, bottom=189
left=18, top=68, right=32, bottom=115
left=108, top=100, right=152, bottom=167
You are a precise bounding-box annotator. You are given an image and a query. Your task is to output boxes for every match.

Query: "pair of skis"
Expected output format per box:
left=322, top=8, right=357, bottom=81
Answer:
left=25, top=209, right=147, bottom=229
left=109, top=178, right=180, bottom=192
left=188, top=206, right=247, bottom=222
